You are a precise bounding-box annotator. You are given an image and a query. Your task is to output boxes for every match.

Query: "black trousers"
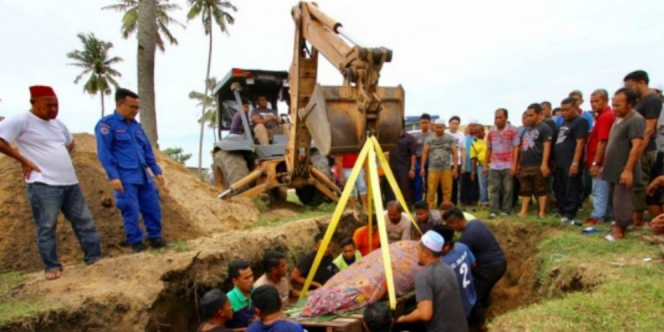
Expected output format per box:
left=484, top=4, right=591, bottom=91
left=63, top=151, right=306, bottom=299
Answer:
left=385, top=169, right=414, bottom=209
left=460, top=172, right=479, bottom=205
left=553, top=167, right=584, bottom=219
left=451, top=166, right=460, bottom=205
left=472, top=260, right=507, bottom=309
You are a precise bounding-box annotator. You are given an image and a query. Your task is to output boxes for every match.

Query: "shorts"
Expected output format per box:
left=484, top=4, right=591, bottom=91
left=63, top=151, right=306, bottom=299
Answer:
left=518, top=165, right=547, bottom=197
left=343, top=168, right=367, bottom=196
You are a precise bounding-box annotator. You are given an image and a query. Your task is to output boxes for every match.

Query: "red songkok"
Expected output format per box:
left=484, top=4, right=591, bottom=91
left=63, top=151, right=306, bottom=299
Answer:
left=29, top=85, right=56, bottom=98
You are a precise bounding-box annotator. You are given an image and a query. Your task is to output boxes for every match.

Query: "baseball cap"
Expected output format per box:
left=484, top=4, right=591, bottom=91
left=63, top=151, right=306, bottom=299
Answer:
left=654, top=83, right=663, bottom=94
left=434, top=118, right=446, bottom=125
left=421, top=230, right=444, bottom=252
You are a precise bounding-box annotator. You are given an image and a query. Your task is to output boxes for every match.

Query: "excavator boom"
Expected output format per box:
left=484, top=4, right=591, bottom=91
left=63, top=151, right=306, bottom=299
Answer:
left=287, top=2, right=404, bottom=185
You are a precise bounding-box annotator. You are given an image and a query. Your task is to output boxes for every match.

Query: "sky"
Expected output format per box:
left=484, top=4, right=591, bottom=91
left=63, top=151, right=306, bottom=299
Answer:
left=1, top=0, right=663, bottom=169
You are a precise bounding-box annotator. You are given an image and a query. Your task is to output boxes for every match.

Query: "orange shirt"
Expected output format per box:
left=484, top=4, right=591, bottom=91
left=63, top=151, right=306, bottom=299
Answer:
left=353, top=226, right=381, bottom=256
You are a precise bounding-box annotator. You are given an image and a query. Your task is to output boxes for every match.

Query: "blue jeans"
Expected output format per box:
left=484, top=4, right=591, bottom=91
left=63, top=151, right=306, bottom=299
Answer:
left=115, top=182, right=163, bottom=244
left=477, top=165, right=489, bottom=205
left=343, top=168, right=367, bottom=196
left=590, top=177, right=611, bottom=220
left=26, top=183, right=101, bottom=271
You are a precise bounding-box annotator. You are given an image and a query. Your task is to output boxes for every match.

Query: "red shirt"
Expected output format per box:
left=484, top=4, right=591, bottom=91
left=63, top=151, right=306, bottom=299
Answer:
left=340, top=153, right=359, bottom=169
left=353, top=226, right=381, bottom=256
left=586, top=107, right=615, bottom=167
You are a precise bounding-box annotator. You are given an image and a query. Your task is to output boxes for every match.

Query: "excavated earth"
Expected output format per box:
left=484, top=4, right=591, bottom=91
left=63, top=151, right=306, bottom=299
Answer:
left=0, top=134, right=258, bottom=273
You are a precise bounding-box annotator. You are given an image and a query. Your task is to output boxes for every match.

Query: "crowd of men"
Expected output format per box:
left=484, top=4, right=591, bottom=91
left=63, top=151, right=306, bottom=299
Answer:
left=339, top=70, right=664, bottom=241
left=195, top=204, right=506, bottom=332
left=2, top=68, right=662, bottom=331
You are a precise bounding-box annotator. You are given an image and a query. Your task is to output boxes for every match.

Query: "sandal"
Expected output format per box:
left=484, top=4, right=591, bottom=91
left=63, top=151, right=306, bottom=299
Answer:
left=45, top=269, right=62, bottom=280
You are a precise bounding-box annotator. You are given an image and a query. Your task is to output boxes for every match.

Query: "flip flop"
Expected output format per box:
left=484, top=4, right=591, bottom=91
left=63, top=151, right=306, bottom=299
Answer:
left=45, top=269, right=62, bottom=281
left=643, top=235, right=664, bottom=244
left=605, top=234, right=616, bottom=242
left=582, top=227, right=601, bottom=235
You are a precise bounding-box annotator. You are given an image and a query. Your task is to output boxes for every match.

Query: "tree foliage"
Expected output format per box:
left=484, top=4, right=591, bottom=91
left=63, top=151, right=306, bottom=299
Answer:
left=162, top=146, right=192, bottom=165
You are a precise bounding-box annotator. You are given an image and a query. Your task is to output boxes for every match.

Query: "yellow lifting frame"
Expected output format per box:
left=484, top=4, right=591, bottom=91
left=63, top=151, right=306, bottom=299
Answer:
left=298, top=136, right=422, bottom=310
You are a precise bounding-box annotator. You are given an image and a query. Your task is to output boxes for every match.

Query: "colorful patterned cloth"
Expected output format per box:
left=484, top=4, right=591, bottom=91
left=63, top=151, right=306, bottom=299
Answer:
left=301, top=240, right=422, bottom=317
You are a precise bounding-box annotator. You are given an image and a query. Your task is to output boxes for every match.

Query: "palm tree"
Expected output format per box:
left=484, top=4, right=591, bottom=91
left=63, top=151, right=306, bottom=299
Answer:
left=66, top=33, right=123, bottom=117
left=187, top=0, right=237, bottom=173
left=189, top=77, right=218, bottom=142
left=102, top=0, right=185, bottom=52
left=137, top=0, right=159, bottom=145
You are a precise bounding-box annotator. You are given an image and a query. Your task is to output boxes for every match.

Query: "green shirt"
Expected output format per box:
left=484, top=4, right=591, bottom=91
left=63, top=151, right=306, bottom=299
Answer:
left=227, top=286, right=255, bottom=312
left=425, top=134, right=457, bottom=171
left=332, top=250, right=362, bottom=271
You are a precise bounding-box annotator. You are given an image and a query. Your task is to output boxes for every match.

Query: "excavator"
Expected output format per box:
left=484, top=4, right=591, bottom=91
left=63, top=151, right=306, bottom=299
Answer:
left=212, top=1, right=404, bottom=205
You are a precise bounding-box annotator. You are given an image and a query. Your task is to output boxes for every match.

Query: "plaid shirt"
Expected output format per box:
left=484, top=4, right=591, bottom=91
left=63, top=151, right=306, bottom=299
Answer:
left=486, top=125, right=519, bottom=170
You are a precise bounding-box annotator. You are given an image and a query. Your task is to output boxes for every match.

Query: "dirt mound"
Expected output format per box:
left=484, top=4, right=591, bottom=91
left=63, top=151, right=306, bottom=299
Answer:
left=0, top=133, right=258, bottom=273
left=0, top=213, right=361, bottom=332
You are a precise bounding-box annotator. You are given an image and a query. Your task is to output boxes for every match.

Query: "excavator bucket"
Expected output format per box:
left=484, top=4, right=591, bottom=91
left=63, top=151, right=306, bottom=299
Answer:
left=300, top=84, right=404, bottom=156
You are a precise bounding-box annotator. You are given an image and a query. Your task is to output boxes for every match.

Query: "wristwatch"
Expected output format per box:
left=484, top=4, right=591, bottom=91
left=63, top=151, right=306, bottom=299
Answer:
left=571, top=162, right=579, bottom=167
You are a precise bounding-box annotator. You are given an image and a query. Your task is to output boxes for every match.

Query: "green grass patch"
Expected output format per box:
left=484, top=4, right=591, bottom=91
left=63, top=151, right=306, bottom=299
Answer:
left=172, top=239, right=191, bottom=253
left=489, top=214, right=664, bottom=332
left=0, top=272, right=57, bottom=325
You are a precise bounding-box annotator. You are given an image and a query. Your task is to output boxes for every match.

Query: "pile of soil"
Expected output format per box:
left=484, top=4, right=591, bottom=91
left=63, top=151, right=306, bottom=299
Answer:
left=0, top=213, right=362, bottom=332
left=0, top=133, right=258, bottom=273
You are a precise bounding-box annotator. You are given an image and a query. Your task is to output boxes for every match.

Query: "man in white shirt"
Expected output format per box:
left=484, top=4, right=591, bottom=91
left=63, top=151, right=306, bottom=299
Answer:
left=384, top=201, right=412, bottom=243
left=446, top=116, right=466, bottom=206
left=0, top=86, right=101, bottom=280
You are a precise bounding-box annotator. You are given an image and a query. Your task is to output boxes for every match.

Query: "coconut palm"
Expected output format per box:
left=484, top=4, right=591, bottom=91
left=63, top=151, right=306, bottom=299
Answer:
left=102, top=0, right=185, bottom=52
left=137, top=0, right=159, bottom=145
left=189, top=77, right=219, bottom=142
left=187, top=0, right=237, bottom=173
left=66, top=33, right=123, bottom=117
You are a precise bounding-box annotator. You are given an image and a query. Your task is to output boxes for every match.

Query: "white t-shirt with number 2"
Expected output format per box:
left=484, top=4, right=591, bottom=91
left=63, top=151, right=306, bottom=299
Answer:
left=0, top=112, right=78, bottom=186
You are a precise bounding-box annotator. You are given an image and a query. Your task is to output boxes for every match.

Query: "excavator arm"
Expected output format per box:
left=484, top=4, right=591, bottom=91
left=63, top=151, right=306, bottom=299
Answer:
left=286, top=2, right=404, bottom=186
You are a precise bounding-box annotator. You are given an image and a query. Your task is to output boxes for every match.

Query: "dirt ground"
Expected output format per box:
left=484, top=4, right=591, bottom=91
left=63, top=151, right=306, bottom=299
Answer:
left=0, top=133, right=258, bottom=273
left=0, top=213, right=362, bottom=332
left=484, top=220, right=551, bottom=318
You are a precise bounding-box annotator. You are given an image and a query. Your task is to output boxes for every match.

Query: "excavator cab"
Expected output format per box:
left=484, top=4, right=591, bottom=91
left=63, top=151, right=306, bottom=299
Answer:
left=214, top=68, right=290, bottom=157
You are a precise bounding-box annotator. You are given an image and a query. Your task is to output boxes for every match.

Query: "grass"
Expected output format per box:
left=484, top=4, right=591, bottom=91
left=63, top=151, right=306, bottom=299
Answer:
left=485, top=209, right=664, bottom=332
left=254, top=191, right=337, bottom=228
left=0, top=272, right=56, bottom=325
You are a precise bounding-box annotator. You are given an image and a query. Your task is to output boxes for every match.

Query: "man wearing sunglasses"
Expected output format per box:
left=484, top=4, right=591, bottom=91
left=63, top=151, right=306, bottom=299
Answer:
left=95, top=88, right=169, bottom=253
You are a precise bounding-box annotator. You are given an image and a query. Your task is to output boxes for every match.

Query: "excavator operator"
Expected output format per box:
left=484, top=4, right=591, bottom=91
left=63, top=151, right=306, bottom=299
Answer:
left=250, top=95, right=291, bottom=145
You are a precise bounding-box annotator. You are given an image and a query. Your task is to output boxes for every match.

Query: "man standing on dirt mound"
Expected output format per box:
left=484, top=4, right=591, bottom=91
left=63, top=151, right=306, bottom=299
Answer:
left=0, top=85, right=102, bottom=280
left=95, top=88, right=169, bottom=252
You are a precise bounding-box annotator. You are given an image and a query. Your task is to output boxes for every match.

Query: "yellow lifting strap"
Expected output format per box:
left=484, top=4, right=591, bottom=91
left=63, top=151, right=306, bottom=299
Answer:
left=298, top=136, right=423, bottom=310
left=370, top=136, right=422, bottom=234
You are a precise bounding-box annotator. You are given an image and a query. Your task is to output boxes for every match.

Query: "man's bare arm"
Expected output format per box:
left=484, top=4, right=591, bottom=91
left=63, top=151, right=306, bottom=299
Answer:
left=572, top=138, right=585, bottom=165
left=67, top=140, right=75, bottom=153
left=626, top=138, right=644, bottom=172
left=0, top=138, right=29, bottom=164
left=639, top=118, right=657, bottom=153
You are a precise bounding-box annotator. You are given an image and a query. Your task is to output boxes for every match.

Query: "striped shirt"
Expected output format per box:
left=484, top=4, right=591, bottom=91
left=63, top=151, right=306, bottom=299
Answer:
left=486, top=125, right=519, bottom=170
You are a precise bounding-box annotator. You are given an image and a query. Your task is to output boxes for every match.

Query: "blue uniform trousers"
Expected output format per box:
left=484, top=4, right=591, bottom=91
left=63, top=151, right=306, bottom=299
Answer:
left=115, top=182, right=162, bottom=244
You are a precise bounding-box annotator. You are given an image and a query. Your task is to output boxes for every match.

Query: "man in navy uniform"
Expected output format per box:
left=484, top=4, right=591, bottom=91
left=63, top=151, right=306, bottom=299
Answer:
left=95, top=88, right=168, bottom=252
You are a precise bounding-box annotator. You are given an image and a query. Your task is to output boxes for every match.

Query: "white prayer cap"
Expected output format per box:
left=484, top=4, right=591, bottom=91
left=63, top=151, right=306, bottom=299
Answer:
left=421, top=230, right=444, bottom=253
left=468, top=118, right=480, bottom=125
left=434, top=118, right=446, bottom=125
